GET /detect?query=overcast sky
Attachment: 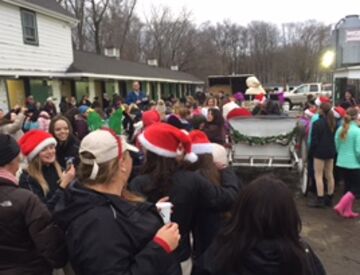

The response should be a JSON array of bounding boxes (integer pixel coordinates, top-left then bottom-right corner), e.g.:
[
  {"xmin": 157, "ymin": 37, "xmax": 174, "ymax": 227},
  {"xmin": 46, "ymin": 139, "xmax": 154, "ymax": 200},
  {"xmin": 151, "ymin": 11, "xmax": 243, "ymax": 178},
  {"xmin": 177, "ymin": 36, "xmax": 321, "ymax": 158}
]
[{"xmin": 138, "ymin": 0, "xmax": 359, "ymax": 26}]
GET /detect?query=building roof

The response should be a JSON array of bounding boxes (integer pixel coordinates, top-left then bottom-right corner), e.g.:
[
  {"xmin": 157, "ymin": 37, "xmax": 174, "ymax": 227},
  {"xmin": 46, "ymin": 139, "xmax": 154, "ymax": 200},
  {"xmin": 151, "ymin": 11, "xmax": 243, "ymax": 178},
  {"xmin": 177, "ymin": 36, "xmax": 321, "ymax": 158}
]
[
  {"xmin": 67, "ymin": 51, "xmax": 204, "ymax": 84},
  {"xmin": 24, "ymin": 0, "xmax": 74, "ymax": 18}
]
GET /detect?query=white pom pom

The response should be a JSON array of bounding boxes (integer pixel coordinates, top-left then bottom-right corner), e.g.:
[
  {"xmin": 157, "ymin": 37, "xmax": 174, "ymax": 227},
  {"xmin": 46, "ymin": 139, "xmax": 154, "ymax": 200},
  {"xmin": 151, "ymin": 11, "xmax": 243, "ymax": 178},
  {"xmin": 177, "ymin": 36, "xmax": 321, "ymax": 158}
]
[{"xmin": 184, "ymin": 152, "xmax": 198, "ymax": 163}]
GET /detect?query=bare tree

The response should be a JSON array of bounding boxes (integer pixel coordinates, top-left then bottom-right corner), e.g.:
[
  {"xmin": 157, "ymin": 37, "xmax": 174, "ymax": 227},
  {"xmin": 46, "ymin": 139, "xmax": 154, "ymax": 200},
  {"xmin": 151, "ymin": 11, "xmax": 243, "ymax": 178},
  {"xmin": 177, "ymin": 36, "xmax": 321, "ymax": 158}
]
[{"xmin": 88, "ymin": 0, "xmax": 110, "ymax": 54}]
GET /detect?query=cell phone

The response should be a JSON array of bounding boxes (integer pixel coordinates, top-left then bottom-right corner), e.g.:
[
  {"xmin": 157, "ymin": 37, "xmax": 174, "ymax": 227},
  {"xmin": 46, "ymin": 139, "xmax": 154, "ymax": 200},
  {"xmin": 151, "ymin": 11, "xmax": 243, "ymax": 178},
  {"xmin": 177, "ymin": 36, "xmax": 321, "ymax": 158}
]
[{"xmin": 65, "ymin": 158, "xmax": 74, "ymax": 171}]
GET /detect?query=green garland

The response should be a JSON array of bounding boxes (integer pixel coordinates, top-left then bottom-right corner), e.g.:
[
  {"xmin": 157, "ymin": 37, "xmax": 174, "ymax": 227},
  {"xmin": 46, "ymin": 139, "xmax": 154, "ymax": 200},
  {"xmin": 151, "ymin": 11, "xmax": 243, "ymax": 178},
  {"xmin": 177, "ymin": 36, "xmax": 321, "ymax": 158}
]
[{"xmin": 232, "ymin": 127, "xmax": 297, "ymax": 146}]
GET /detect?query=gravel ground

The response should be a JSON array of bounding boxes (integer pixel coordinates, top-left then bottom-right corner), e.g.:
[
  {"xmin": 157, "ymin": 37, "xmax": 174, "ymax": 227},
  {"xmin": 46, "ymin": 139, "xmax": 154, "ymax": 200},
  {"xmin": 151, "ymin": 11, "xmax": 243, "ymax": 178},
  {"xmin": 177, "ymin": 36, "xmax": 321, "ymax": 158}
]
[{"xmin": 236, "ymin": 168, "xmax": 360, "ymax": 275}]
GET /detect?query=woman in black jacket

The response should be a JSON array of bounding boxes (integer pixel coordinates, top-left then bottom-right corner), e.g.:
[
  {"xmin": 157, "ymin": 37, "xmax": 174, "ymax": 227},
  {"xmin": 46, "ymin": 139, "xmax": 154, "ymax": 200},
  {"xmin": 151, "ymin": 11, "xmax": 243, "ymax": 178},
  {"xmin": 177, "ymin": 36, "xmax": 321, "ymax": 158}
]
[
  {"xmin": 130, "ymin": 123, "xmax": 240, "ymax": 273},
  {"xmin": 53, "ymin": 129, "xmax": 181, "ymax": 275},
  {"xmin": 201, "ymin": 108, "xmax": 226, "ymax": 145},
  {"xmin": 49, "ymin": 115, "xmax": 80, "ymax": 169},
  {"xmin": 18, "ymin": 130, "xmax": 75, "ymax": 204},
  {"xmin": 0, "ymin": 134, "xmax": 67, "ymax": 275},
  {"xmin": 187, "ymin": 131, "xmax": 241, "ymax": 262},
  {"xmin": 309, "ymin": 102, "xmax": 337, "ymax": 208},
  {"xmin": 194, "ymin": 175, "xmax": 326, "ymax": 275}
]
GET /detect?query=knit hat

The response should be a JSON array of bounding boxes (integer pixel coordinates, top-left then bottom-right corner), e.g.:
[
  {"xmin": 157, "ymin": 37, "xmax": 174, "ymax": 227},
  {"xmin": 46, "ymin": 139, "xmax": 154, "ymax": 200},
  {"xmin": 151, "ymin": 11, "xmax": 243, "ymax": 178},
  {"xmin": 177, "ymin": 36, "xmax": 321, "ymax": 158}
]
[
  {"xmin": 18, "ymin": 130, "xmax": 57, "ymax": 161},
  {"xmin": 79, "ymin": 105, "xmax": 90, "ymax": 114},
  {"xmin": 79, "ymin": 129, "xmax": 139, "ymax": 180},
  {"xmin": 142, "ymin": 110, "xmax": 161, "ymax": 128},
  {"xmin": 189, "ymin": 130, "xmax": 213, "ymax": 155},
  {"xmin": 304, "ymin": 107, "xmax": 317, "ymax": 118},
  {"xmin": 254, "ymin": 94, "xmax": 266, "ymax": 105},
  {"xmin": 212, "ymin": 143, "xmax": 228, "ymax": 168},
  {"xmin": 315, "ymin": 96, "xmax": 331, "ymax": 106},
  {"xmin": 227, "ymin": 108, "xmax": 252, "ymax": 120},
  {"xmin": 0, "ymin": 134, "xmax": 20, "ymax": 166},
  {"xmin": 333, "ymin": 106, "xmax": 346, "ymax": 119},
  {"xmin": 138, "ymin": 123, "xmax": 198, "ymax": 163}
]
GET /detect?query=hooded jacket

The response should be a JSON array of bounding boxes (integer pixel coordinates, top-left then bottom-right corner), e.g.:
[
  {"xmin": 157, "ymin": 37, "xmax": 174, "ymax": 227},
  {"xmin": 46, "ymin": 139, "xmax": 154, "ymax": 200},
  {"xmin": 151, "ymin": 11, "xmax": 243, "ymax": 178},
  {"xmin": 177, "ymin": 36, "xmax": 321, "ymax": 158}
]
[
  {"xmin": 194, "ymin": 239, "xmax": 326, "ymax": 275},
  {"xmin": 53, "ymin": 184, "xmax": 181, "ymax": 275},
  {"xmin": 0, "ymin": 178, "xmax": 67, "ymax": 275}
]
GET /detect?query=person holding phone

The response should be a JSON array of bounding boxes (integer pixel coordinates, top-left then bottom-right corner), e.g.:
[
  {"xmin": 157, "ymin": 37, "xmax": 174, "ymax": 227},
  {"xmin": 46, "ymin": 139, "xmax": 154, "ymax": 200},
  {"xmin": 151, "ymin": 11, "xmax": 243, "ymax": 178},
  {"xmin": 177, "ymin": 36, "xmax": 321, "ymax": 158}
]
[
  {"xmin": 49, "ymin": 115, "xmax": 80, "ymax": 169},
  {"xmin": 53, "ymin": 129, "xmax": 181, "ymax": 275},
  {"xmin": 18, "ymin": 130, "xmax": 75, "ymax": 205}
]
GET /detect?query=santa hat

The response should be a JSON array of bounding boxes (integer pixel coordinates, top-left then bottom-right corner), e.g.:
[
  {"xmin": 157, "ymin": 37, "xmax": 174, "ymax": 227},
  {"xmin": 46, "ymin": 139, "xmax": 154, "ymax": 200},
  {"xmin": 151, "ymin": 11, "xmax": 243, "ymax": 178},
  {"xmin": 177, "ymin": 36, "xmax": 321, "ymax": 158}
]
[
  {"xmin": 304, "ymin": 107, "xmax": 317, "ymax": 118},
  {"xmin": 315, "ymin": 96, "xmax": 331, "ymax": 106},
  {"xmin": 254, "ymin": 94, "xmax": 266, "ymax": 105},
  {"xmin": 142, "ymin": 110, "xmax": 161, "ymax": 128},
  {"xmin": 222, "ymin": 101, "xmax": 239, "ymax": 119},
  {"xmin": 189, "ymin": 130, "xmax": 213, "ymax": 155},
  {"xmin": 227, "ymin": 108, "xmax": 252, "ymax": 120},
  {"xmin": 18, "ymin": 130, "xmax": 57, "ymax": 161},
  {"xmin": 138, "ymin": 123, "xmax": 198, "ymax": 163},
  {"xmin": 333, "ymin": 106, "xmax": 346, "ymax": 119}
]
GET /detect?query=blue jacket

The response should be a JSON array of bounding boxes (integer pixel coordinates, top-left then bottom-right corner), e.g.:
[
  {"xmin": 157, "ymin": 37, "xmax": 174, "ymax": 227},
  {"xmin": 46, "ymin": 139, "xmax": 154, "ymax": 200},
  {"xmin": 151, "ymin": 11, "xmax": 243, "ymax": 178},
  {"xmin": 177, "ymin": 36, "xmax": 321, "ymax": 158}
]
[
  {"xmin": 335, "ymin": 121, "xmax": 360, "ymax": 169},
  {"xmin": 307, "ymin": 113, "xmax": 319, "ymax": 147},
  {"xmin": 126, "ymin": 91, "xmax": 147, "ymax": 105}
]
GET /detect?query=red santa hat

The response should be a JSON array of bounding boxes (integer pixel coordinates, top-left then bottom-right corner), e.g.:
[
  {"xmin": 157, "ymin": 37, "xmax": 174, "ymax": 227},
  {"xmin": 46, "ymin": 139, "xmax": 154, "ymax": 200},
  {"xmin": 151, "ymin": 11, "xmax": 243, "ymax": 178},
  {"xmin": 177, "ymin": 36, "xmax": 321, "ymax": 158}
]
[
  {"xmin": 18, "ymin": 130, "xmax": 57, "ymax": 161},
  {"xmin": 142, "ymin": 110, "xmax": 161, "ymax": 128},
  {"xmin": 227, "ymin": 108, "xmax": 252, "ymax": 120},
  {"xmin": 315, "ymin": 96, "xmax": 331, "ymax": 106},
  {"xmin": 333, "ymin": 106, "xmax": 346, "ymax": 119},
  {"xmin": 304, "ymin": 107, "xmax": 317, "ymax": 118},
  {"xmin": 138, "ymin": 123, "xmax": 198, "ymax": 163},
  {"xmin": 254, "ymin": 94, "xmax": 266, "ymax": 105},
  {"xmin": 189, "ymin": 130, "xmax": 213, "ymax": 155}
]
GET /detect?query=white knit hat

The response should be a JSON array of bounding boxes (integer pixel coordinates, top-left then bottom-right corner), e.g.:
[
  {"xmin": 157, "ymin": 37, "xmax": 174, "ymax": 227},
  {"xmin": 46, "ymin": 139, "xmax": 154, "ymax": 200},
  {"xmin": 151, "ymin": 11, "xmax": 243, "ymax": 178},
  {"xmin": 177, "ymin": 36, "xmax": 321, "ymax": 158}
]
[{"xmin": 212, "ymin": 143, "xmax": 228, "ymax": 168}]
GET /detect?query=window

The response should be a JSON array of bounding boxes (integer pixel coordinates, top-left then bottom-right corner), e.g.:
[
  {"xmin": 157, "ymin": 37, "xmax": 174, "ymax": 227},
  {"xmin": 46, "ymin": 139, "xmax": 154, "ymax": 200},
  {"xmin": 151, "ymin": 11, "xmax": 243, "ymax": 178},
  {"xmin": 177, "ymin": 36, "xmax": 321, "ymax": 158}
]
[
  {"xmin": 296, "ymin": 85, "xmax": 310, "ymax": 94},
  {"xmin": 310, "ymin": 85, "xmax": 318, "ymax": 92},
  {"xmin": 21, "ymin": 9, "xmax": 38, "ymax": 45}
]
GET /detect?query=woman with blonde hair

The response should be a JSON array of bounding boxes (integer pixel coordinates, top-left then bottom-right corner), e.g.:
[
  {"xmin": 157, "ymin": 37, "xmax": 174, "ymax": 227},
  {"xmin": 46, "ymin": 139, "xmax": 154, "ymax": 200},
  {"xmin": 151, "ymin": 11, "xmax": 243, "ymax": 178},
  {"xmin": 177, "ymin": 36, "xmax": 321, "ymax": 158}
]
[
  {"xmin": 334, "ymin": 108, "xmax": 360, "ymax": 218},
  {"xmin": 53, "ymin": 129, "xmax": 181, "ymax": 274},
  {"xmin": 19, "ymin": 130, "xmax": 75, "ymax": 204}
]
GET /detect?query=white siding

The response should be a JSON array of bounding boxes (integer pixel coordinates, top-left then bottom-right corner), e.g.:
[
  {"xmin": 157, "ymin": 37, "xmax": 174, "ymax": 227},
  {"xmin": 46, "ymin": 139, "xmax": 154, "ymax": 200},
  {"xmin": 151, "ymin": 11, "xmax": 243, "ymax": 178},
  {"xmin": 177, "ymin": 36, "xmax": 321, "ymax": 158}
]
[{"xmin": 0, "ymin": 2, "xmax": 73, "ymax": 72}]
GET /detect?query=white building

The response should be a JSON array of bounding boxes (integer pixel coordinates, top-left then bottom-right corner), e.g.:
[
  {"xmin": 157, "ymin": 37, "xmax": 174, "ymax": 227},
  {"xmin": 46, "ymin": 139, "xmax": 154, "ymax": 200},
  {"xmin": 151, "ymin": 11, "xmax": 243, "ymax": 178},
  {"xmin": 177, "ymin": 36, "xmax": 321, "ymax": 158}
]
[{"xmin": 0, "ymin": 0, "xmax": 203, "ymax": 111}]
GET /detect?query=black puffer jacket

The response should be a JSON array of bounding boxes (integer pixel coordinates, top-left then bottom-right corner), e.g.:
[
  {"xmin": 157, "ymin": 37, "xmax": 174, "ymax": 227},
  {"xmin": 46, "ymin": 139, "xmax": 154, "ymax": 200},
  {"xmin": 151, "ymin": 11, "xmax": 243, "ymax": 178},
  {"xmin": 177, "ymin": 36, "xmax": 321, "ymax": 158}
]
[
  {"xmin": 53, "ymin": 183, "xmax": 181, "ymax": 275},
  {"xmin": 19, "ymin": 165, "xmax": 60, "ymax": 205},
  {"xmin": 129, "ymin": 169, "xmax": 240, "ymax": 262},
  {"xmin": 0, "ymin": 179, "xmax": 67, "ymax": 275},
  {"xmin": 310, "ymin": 116, "xmax": 336, "ymax": 159},
  {"xmin": 192, "ymin": 168, "xmax": 242, "ymax": 259}
]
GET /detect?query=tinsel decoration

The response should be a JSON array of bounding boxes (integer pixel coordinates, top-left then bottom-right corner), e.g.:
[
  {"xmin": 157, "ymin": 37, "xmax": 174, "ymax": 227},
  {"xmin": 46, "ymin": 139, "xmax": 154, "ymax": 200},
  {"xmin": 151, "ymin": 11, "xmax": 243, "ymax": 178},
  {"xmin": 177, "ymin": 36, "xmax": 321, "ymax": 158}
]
[{"xmin": 232, "ymin": 127, "xmax": 297, "ymax": 146}]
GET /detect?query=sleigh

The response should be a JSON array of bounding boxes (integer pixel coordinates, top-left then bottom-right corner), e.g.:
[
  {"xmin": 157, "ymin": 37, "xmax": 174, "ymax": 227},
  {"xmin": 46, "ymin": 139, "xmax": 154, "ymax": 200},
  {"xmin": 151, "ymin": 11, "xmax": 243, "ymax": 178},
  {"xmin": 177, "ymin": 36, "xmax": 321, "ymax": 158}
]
[{"xmin": 228, "ymin": 116, "xmax": 308, "ymax": 194}]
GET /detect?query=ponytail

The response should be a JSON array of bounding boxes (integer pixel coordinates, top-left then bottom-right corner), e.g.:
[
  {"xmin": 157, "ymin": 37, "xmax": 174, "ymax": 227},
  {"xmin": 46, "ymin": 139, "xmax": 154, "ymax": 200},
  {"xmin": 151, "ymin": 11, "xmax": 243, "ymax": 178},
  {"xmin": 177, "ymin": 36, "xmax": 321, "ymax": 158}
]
[
  {"xmin": 340, "ymin": 107, "xmax": 359, "ymax": 140},
  {"xmin": 340, "ymin": 115, "xmax": 352, "ymax": 140}
]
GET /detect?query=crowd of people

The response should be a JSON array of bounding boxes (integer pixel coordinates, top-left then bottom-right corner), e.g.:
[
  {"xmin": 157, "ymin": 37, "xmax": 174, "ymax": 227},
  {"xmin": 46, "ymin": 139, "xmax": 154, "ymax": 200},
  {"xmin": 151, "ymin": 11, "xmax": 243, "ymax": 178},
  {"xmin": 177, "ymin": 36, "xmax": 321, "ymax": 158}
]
[
  {"xmin": 298, "ymin": 90, "xmax": 360, "ymax": 219},
  {"xmin": 0, "ymin": 79, "xmax": 345, "ymax": 275}
]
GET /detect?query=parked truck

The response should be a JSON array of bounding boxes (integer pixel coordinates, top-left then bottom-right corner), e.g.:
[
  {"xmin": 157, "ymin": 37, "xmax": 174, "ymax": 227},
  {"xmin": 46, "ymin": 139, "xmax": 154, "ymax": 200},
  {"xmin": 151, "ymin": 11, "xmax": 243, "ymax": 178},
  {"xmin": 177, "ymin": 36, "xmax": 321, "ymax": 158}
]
[{"xmin": 283, "ymin": 83, "xmax": 332, "ymax": 110}]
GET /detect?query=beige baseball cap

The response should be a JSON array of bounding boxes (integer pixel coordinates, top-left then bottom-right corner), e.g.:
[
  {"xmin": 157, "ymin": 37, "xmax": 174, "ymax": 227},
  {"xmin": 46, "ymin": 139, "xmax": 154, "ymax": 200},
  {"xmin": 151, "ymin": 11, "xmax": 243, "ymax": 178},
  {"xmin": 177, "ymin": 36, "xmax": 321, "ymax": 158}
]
[{"xmin": 79, "ymin": 129, "xmax": 139, "ymax": 179}]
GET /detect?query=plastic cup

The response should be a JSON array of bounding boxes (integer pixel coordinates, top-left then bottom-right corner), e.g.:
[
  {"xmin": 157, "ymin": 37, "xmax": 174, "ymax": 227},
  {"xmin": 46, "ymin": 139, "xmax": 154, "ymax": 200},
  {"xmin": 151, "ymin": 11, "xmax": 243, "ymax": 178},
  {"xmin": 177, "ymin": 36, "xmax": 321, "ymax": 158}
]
[{"xmin": 156, "ymin": 202, "xmax": 173, "ymax": 224}]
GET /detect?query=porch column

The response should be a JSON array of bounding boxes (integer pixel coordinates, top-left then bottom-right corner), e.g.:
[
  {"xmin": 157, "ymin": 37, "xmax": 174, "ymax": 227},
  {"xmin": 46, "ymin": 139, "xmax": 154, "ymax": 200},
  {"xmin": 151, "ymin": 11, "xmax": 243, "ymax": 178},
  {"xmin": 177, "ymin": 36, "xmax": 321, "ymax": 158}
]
[
  {"xmin": 0, "ymin": 79, "xmax": 9, "ymax": 112},
  {"xmin": 157, "ymin": 82, "xmax": 161, "ymax": 100},
  {"xmin": 51, "ymin": 80, "xmax": 62, "ymax": 112},
  {"xmin": 114, "ymin": 80, "xmax": 120, "ymax": 95},
  {"xmin": 146, "ymin": 82, "xmax": 151, "ymax": 98},
  {"xmin": 88, "ymin": 79, "xmax": 96, "ymax": 101}
]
